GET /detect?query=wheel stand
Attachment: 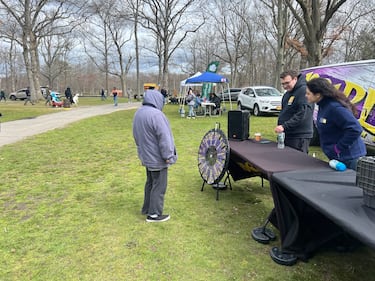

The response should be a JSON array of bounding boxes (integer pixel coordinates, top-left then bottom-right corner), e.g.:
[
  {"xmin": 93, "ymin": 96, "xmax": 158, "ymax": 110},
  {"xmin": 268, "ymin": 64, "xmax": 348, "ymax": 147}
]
[
  {"xmin": 251, "ymin": 211, "xmax": 277, "ymax": 244},
  {"xmin": 201, "ymin": 171, "xmax": 232, "ymax": 200},
  {"xmin": 251, "ymin": 209, "xmax": 297, "ymax": 266},
  {"xmin": 269, "ymin": 247, "xmax": 297, "ymax": 266}
]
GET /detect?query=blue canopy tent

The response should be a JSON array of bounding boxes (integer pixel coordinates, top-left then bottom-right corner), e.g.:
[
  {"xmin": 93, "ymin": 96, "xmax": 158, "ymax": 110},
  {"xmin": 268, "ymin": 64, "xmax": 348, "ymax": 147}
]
[
  {"xmin": 185, "ymin": 71, "xmax": 232, "ymax": 110},
  {"xmin": 185, "ymin": 71, "xmax": 229, "ymax": 84}
]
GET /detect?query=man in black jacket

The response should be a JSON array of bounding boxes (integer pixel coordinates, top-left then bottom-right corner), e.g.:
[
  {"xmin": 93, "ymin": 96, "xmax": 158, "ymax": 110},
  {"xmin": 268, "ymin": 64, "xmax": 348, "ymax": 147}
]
[
  {"xmin": 24, "ymin": 87, "xmax": 34, "ymax": 105},
  {"xmin": 274, "ymin": 70, "xmax": 313, "ymax": 153}
]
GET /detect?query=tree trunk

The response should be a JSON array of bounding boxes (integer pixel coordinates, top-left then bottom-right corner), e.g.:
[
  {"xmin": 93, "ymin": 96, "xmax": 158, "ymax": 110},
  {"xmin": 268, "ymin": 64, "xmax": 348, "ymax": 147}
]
[{"xmin": 275, "ymin": 0, "xmax": 286, "ymax": 91}]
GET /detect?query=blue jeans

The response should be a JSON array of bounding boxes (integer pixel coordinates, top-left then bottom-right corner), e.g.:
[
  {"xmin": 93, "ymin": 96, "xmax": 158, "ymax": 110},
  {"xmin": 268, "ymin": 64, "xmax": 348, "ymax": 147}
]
[
  {"xmin": 113, "ymin": 96, "xmax": 118, "ymax": 106},
  {"xmin": 188, "ymin": 105, "xmax": 195, "ymax": 117}
]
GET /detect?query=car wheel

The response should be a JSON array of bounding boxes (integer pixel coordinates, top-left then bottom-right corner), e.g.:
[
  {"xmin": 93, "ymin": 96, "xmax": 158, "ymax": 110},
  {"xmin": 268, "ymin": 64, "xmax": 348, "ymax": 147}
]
[
  {"xmin": 253, "ymin": 104, "xmax": 261, "ymax": 116},
  {"xmin": 9, "ymin": 95, "xmax": 16, "ymax": 101},
  {"xmin": 237, "ymin": 102, "xmax": 243, "ymax": 110}
]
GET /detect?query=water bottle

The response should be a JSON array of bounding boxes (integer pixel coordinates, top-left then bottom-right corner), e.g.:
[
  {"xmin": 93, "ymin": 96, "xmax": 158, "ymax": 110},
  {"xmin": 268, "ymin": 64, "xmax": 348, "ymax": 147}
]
[
  {"xmin": 329, "ymin": 159, "xmax": 346, "ymax": 171},
  {"xmin": 180, "ymin": 107, "xmax": 185, "ymax": 118},
  {"xmin": 277, "ymin": 132, "xmax": 285, "ymax": 149}
]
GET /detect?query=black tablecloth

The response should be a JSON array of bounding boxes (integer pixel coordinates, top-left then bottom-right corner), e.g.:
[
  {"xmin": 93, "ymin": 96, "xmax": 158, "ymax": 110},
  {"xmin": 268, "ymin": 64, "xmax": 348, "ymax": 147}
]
[
  {"xmin": 271, "ymin": 169, "xmax": 375, "ymax": 259},
  {"xmin": 228, "ymin": 139, "xmax": 375, "ymax": 261},
  {"xmin": 228, "ymin": 139, "xmax": 328, "ymax": 180}
]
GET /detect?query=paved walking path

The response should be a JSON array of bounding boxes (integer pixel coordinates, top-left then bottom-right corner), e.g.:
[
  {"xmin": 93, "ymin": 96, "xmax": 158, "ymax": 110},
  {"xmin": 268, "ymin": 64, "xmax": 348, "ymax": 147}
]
[{"xmin": 0, "ymin": 103, "xmax": 141, "ymax": 147}]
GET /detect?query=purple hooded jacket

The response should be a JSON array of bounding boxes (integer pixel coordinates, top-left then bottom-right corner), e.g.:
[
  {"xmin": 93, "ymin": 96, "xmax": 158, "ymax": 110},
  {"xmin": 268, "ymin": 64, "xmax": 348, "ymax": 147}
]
[{"xmin": 132, "ymin": 89, "xmax": 177, "ymax": 170}]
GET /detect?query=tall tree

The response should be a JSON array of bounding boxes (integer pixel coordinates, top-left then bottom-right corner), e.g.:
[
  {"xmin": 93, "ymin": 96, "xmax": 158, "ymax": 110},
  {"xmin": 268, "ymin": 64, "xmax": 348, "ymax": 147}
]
[
  {"xmin": 284, "ymin": 0, "xmax": 375, "ymax": 67},
  {"xmin": 138, "ymin": 0, "xmax": 204, "ymax": 90},
  {"xmin": 39, "ymin": 34, "xmax": 72, "ymax": 88},
  {"xmin": 207, "ymin": 0, "xmax": 249, "ymax": 87},
  {"xmin": 84, "ymin": 0, "xmax": 134, "ymax": 99},
  {"xmin": 0, "ymin": 0, "xmax": 82, "ymax": 100},
  {"xmin": 125, "ymin": 0, "xmax": 143, "ymax": 99},
  {"xmin": 258, "ymin": 0, "xmax": 289, "ymax": 89}
]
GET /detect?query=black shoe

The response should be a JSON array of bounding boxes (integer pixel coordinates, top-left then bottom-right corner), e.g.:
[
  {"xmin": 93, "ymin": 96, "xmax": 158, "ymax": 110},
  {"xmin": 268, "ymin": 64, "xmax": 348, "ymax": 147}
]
[{"xmin": 146, "ymin": 214, "xmax": 170, "ymax": 222}]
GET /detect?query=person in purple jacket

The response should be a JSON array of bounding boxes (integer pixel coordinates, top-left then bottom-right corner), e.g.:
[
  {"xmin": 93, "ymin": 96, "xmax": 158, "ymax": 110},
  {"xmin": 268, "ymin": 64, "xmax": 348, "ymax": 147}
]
[
  {"xmin": 306, "ymin": 77, "xmax": 366, "ymax": 170},
  {"xmin": 132, "ymin": 89, "xmax": 177, "ymax": 222}
]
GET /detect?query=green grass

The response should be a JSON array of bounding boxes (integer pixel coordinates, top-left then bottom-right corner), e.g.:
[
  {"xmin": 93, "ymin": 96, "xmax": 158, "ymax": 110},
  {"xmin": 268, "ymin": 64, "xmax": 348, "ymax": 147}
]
[
  {"xmin": 0, "ymin": 102, "xmax": 373, "ymax": 280},
  {"xmin": 0, "ymin": 96, "xmax": 132, "ymax": 122}
]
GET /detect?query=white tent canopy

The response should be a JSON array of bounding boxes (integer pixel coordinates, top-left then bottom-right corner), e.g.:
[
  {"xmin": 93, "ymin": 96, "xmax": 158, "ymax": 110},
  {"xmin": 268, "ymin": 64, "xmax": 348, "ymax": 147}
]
[
  {"xmin": 179, "ymin": 72, "xmax": 202, "ymax": 92},
  {"xmin": 178, "ymin": 72, "xmax": 202, "ymax": 108}
]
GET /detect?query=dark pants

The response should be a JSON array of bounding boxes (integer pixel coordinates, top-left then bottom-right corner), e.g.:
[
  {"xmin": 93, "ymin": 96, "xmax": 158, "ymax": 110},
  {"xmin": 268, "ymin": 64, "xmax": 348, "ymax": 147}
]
[
  {"xmin": 285, "ymin": 138, "xmax": 311, "ymax": 154},
  {"xmin": 24, "ymin": 96, "xmax": 34, "ymax": 105},
  {"xmin": 142, "ymin": 168, "xmax": 168, "ymax": 216}
]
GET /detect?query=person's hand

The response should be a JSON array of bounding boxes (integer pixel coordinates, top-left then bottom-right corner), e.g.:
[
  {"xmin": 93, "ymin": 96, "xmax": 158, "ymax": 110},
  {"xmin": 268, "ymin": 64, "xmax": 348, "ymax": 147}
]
[{"xmin": 274, "ymin": 125, "xmax": 284, "ymax": 133}]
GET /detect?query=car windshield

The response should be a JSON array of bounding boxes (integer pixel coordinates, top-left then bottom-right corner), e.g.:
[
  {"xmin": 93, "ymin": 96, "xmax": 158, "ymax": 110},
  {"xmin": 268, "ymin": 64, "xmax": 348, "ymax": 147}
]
[{"xmin": 256, "ymin": 88, "xmax": 281, "ymax": 97}]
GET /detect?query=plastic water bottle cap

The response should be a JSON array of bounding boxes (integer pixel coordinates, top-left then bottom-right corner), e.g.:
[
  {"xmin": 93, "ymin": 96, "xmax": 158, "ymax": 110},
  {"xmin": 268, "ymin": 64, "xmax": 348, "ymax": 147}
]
[{"xmin": 329, "ymin": 160, "xmax": 346, "ymax": 171}]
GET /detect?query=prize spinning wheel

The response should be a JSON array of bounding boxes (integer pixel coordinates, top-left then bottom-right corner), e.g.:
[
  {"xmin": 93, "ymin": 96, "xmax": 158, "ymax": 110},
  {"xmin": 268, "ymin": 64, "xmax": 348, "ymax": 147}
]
[{"xmin": 198, "ymin": 125, "xmax": 230, "ymax": 189}]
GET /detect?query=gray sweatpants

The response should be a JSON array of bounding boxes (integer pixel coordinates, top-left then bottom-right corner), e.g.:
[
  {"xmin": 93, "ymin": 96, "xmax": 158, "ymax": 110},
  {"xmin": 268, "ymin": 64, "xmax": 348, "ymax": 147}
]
[{"xmin": 142, "ymin": 168, "xmax": 168, "ymax": 216}]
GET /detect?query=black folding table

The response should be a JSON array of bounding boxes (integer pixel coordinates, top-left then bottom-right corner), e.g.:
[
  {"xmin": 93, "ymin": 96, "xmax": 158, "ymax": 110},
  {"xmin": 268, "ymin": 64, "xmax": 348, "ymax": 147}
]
[{"xmin": 228, "ymin": 139, "xmax": 374, "ymax": 265}]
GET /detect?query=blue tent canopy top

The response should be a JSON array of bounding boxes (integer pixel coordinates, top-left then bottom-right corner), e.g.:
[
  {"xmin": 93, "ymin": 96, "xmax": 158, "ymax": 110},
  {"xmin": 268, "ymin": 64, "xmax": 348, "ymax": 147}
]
[{"xmin": 185, "ymin": 71, "xmax": 229, "ymax": 84}]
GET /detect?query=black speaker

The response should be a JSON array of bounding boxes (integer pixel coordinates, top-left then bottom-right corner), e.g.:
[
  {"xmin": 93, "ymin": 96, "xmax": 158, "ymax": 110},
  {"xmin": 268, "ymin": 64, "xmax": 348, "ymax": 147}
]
[{"xmin": 228, "ymin": 110, "xmax": 250, "ymax": 140}]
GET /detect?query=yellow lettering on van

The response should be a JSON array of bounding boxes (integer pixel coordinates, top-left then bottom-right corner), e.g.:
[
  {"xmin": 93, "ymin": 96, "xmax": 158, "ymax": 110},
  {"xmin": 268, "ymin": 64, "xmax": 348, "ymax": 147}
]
[
  {"xmin": 305, "ymin": 72, "xmax": 320, "ymax": 81},
  {"xmin": 359, "ymin": 87, "xmax": 375, "ymax": 133},
  {"xmin": 342, "ymin": 80, "xmax": 367, "ymax": 104}
]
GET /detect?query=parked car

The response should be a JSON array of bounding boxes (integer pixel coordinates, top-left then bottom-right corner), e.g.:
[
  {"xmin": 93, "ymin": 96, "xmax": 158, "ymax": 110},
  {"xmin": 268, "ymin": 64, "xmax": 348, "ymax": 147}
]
[
  {"xmin": 219, "ymin": 88, "xmax": 242, "ymax": 102},
  {"xmin": 8, "ymin": 88, "xmax": 28, "ymax": 100},
  {"xmin": 9, "ymin": 86, "xmax": 58, "ymax": 100},
  {"xmin": 237, "ymin": 86, "xmax": 282, "ymax": 116}
]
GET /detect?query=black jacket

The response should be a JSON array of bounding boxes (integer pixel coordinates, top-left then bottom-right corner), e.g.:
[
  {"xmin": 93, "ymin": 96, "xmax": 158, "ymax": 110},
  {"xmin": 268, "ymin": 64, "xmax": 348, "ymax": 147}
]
[{"xmin": 277, "ymin": 74, "xmax": 313, "ymax": 139}]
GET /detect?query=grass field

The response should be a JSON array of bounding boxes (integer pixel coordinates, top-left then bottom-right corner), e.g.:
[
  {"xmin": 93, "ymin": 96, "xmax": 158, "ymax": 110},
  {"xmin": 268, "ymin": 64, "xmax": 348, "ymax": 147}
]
[{"xmin": 0, "ymin": 99, "xmax": 374, "ymax": 280}]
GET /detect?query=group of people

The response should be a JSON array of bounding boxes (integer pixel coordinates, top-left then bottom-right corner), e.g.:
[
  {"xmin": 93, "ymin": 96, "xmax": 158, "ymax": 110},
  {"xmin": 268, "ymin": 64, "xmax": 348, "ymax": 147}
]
[
  {"xmin": 275, "ymin": 70, "xmax": 366, "ymax": 170},
  {"xmin": 132, "ymin": 69, "xmax": 367, "ymax": 224},
  {"xmin": 185, "ymin": 88, "xmax": 221, "ymax": 118}
]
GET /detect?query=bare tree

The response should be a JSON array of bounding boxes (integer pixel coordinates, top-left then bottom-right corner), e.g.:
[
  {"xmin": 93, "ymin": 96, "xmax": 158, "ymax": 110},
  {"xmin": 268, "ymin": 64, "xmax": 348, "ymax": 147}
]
[
  {"xmin": 284, "ymin": 0, "xmax": 375, "ymax": 67},
  {"xmin": 178, "ymin": 27, "xmax": 221, "ymax": 75},
  {"xmin": 83, "ymin": 0, "xmax": 134, "ymax": 99},
  {"xmin": 138, "ymin": 0, "xmax": 205, "ymax": 89},
  {"xmin": 39, "ymin": 34, "xmax": 72, "ymax": 88},
  {"xmin": 0, "ymin": 15, "xmax": 23, "ymax": 92},
  {"xmin": 206, "ymin": 0, "xmax": 249, "ymax": 87},
  {"xmin": 257, "ymin": 0, "xmax": 289, "ymax": 89},
  {"xmin": 0, "ymin": 0, "xmax": 83, "ymax": 100},
  {"xmin": 125, "ymin": 0, "xmax": 143, "ymax": 99}
]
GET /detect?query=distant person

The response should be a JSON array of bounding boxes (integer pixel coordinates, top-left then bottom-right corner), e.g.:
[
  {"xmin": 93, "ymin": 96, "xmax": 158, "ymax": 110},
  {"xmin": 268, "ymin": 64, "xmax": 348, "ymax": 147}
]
[
  {"xmin": 65, "ymin": 87, "xmax": 73, "ymax": 104},
  {"xmin": 306, "ymin": 77, "xmax": 366, "ymax": 170},
  {"xmin": 194, "ymin": 92, "xmax": 202, "ymax": 108},
  {"xmin": 44, "ymin": 86, "xmax": 52, "ymax": 106},
  {"xmin": 274, "ymin": 70, "xmax": 313, "ymax": 153},
  {"xmin": 112, "ymin": 87, "xmax": 118, "ymax": 106},
  {"xmin": 186, "ymin": 88, "xmax": 196, "ymax": 119},
  {"xmin": 101, "ymin": 89, "xmax": 106, "ymax": 100},
  {"xmin": 133, "ymin": 89, "xmax": 177, "ymax": 222},
  {"xmin": 194, "ymin": 92, "xmax": 202, "ymax": 115},
  {"xmin": 24, "ymin": 87, "xmax": 34, "ymax": 105},
  {"xmin": 0, "ymin": 89, "xmax": 6, "ymax": 102},
  {"xmin": 161, "ymin": 88, "xmax": 168, "ymax": 104},
  {"xmin": 169, "ymin": 92, "xmax": 178, "ymax": 104},
  {"xmin": 209, "ymin": 92, "xmax": 221, "ymax": 115}
]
